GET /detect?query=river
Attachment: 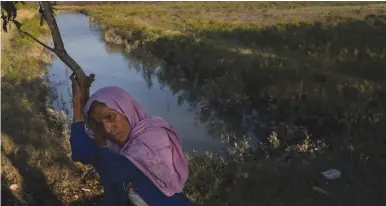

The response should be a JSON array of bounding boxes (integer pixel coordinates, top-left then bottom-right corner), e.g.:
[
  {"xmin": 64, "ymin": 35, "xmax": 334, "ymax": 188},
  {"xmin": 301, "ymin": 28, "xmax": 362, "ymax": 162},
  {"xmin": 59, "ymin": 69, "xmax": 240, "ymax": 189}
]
[{"xmin": 45, "ymin": 13, "xmax": 260, "ymax": 153}]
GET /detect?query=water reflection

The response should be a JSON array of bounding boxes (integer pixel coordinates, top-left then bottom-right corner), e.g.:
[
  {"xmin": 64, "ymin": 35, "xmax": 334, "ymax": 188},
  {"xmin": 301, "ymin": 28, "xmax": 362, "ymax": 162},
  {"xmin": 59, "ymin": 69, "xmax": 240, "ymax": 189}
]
[
  {"xmin": 104, "ymin": 42, "xmax": 261, "ymax": 146},
  {"xmin": 46, "ymin": 13, "xmax": 230, "ymax": 153}
]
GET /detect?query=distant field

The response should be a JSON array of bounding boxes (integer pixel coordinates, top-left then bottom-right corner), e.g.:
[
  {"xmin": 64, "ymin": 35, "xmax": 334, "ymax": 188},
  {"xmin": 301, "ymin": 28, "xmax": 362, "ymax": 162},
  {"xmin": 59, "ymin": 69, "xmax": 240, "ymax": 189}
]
[{"xmin": 60, "ymin": 2, "xmax": 386, "ymax": 30}]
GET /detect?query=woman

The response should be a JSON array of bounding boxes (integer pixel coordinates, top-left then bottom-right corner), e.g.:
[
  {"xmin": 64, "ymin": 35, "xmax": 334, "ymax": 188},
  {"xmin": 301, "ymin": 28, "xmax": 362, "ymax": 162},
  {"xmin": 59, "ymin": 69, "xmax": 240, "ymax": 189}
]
[{"xmin": 69, "ymin": 74, "xmax": 194, "ymax": 206}]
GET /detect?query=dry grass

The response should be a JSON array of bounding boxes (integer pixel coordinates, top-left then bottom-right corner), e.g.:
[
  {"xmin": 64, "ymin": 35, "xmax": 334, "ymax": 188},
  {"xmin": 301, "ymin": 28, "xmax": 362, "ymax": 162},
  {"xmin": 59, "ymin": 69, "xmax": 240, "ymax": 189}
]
[
  {"xmin": 60, "ymin": 2, "xmax": 386, "ymax": 32},
  {"xmin": 1, "ymin": 9, "xmax": 35, "ymax": 50}
]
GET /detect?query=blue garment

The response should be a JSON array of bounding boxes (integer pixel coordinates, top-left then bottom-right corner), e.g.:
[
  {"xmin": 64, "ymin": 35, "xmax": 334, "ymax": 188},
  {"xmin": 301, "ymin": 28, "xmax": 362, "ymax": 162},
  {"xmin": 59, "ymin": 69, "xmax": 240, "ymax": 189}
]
[{"xmin": 70, "ymin": 122, "xmax": 195, "ymax": 206}]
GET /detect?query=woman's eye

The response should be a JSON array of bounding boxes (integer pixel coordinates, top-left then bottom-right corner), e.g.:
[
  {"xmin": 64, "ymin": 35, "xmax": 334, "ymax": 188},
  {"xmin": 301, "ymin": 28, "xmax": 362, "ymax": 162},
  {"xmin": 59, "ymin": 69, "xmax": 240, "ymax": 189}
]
[{"xmin": 104, "ymin": 113, "xmax": 116, "ymax": 121}]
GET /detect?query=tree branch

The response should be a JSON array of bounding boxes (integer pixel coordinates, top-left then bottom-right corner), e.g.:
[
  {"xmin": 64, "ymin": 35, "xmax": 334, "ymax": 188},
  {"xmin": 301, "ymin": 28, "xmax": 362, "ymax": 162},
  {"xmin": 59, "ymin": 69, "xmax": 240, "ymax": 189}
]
[
  {"xmin": 13, "ymin": 20, "xmax": 55, "ymax": 52},
  {"xmin": 40, "ymin": 2, "xmax": 93, "ymax": 93},
  {"xmin": 11, "ymin": 2, "xmax": 95, "ymax": 116},
  {"xmin": 40, "ymin": 2, "xmax": 65, "ymax": 51}
]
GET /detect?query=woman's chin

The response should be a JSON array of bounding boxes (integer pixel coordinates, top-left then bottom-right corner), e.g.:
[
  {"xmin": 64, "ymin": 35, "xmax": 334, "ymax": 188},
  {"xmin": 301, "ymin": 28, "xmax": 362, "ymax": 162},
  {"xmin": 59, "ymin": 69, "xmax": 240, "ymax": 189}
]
[{"xmin": 109, "ymin": 137, "xmax": 126, "ymax": 146}]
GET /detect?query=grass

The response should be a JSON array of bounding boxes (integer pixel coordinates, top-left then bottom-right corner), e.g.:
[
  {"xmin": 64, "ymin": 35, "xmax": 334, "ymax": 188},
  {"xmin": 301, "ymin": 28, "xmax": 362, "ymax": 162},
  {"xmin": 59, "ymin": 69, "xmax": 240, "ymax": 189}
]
[
  {"xmin": 60, "ymin": 2, "xmax": 386, "ymax": 205},
  {"xmin": 2, "ymin": 2, "xmax": 386, "ymax": 205}
]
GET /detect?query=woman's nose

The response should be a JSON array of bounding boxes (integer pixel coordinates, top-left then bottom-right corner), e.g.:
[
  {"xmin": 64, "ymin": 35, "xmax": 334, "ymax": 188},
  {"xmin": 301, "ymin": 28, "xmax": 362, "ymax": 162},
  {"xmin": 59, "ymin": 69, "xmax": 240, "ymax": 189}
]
[{"xmin": 103, "ymin": 122, "xmax": 115, "ymax": 134}]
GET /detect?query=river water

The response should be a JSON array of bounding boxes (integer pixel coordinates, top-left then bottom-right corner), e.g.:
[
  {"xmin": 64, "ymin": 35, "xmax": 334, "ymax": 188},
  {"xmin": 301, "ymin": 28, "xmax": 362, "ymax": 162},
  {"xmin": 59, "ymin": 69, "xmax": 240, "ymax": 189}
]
[{"xmin": 46, "ymin": 13, "xmax": 260, "ymax": 153}]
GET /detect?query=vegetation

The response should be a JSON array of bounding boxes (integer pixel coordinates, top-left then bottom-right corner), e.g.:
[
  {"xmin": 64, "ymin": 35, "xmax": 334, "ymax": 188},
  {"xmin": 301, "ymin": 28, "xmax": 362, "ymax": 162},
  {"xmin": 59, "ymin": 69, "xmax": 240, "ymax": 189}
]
[
  {"xmin": 2, "ymin": 2, "xmax": 386, "ymax": 206},
  {"xmin": 61, "ymin": 2, "xmax": 386, "ymax": 205},
  {"xmin": 1, "ymin": 6, "xmax": 102, "ymax": 205}
]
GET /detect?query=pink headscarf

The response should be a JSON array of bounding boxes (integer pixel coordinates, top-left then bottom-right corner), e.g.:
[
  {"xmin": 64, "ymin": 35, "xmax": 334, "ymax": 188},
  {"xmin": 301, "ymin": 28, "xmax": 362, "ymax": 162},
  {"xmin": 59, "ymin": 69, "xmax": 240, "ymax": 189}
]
[{"xmin": 83, "ymin": 86, "xmax": 189, "ymax": 196}]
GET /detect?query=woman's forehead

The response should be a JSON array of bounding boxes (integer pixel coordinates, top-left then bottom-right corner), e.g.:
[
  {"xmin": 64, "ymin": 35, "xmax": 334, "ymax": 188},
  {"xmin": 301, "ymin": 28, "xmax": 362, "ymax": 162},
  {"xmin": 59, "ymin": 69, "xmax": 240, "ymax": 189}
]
[
  {"xmin": 90, "ymin": 101, "xmax": 106, "ymax": 112},
  {"xmin": 90, "ymin": 101, "xmax": 111, "ymax": 115},
  {"xmin": 90, "ymin": 100, "xmax": 105, "ymax": 108},
  {"xmin": 90, "ymin": 101, "xmax": 123, "ymax": 118}
]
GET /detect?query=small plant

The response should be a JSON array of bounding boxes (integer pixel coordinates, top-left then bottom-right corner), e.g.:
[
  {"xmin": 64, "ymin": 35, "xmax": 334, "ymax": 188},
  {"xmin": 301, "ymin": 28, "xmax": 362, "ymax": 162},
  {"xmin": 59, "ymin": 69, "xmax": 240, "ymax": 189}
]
[{"xmin": 268, "ymin": 131, "xmax": 281, "ymax": 149}]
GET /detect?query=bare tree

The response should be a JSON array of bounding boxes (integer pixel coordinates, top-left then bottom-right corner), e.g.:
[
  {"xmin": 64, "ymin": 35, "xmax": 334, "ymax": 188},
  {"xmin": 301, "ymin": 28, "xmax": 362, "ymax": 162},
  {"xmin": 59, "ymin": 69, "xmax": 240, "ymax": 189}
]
[{"xmin": 1, "ymin": 1, "xmax": 94, "ymax": 111}]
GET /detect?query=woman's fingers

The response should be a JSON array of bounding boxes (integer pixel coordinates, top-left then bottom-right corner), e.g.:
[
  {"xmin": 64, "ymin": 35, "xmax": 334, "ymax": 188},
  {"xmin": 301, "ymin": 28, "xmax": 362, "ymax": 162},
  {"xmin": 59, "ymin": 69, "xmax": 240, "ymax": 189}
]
[
  {"xmin": 71, "ymin": 72, "xmax": 83, "ymax": 103},
  {"xmin": 70, "ymin": 73, "xmax": 81, "ymax": 92},
  {"xmin": 70, "ymin": 72, "xmax": 76, "ymax": 82}
]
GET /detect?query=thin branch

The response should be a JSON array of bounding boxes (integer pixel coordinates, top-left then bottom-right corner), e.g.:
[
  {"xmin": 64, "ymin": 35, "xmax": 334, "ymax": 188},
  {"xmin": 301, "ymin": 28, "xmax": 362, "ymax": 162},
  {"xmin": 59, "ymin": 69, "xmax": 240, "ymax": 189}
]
[
  {"xmin": 20, "ymin": 29, "xmax": 55, "ymax": 53},
  {"xmin": 13, "ymin": 20, "xmax": 55, "ymax": 52}
]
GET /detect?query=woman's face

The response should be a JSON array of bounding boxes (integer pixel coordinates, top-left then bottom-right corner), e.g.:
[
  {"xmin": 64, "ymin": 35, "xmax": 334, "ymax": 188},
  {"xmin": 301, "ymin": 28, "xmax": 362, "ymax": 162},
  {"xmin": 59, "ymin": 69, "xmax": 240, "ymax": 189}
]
[{"xmin": 89, "ymin": 101, "xmax": 131, "ymax": 146}]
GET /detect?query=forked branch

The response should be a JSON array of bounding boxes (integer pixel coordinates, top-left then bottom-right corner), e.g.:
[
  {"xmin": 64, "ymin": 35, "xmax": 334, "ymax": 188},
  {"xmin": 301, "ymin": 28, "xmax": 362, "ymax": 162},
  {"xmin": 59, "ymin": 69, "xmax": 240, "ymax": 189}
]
[{"xmin": 12, "ymin": 2, "xmax": 95, "ymax": 104}]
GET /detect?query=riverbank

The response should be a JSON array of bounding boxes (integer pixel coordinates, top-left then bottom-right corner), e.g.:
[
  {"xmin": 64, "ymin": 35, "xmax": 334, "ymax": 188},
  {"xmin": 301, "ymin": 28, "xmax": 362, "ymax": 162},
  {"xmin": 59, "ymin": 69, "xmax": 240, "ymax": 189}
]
[
  {"xmin": 1, "ymin": 7, "xmax": 103, "ymax": 205},
  {"xmin": 59, "ymin": 2, "xmax": 386, "ymax": 205}
]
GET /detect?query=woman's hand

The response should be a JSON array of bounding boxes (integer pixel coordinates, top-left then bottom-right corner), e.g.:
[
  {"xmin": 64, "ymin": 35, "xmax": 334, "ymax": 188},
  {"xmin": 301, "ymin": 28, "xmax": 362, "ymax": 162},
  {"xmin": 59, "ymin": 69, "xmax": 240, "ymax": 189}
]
[
  {"xmin": 89, "ymin": 119, "xmax": 107, "ymax": 147},
  {"xmin": 70, "ymin": 73, "xmax": 85, "ymax": 122}
]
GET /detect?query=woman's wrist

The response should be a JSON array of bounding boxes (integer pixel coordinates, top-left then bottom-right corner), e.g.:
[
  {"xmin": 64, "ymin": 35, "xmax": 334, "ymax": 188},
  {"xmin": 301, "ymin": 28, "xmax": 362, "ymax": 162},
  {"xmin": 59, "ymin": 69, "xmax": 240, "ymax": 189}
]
[{"xmin": 73, "ymin": 114, "xmax": 84, "ymax": 122}]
